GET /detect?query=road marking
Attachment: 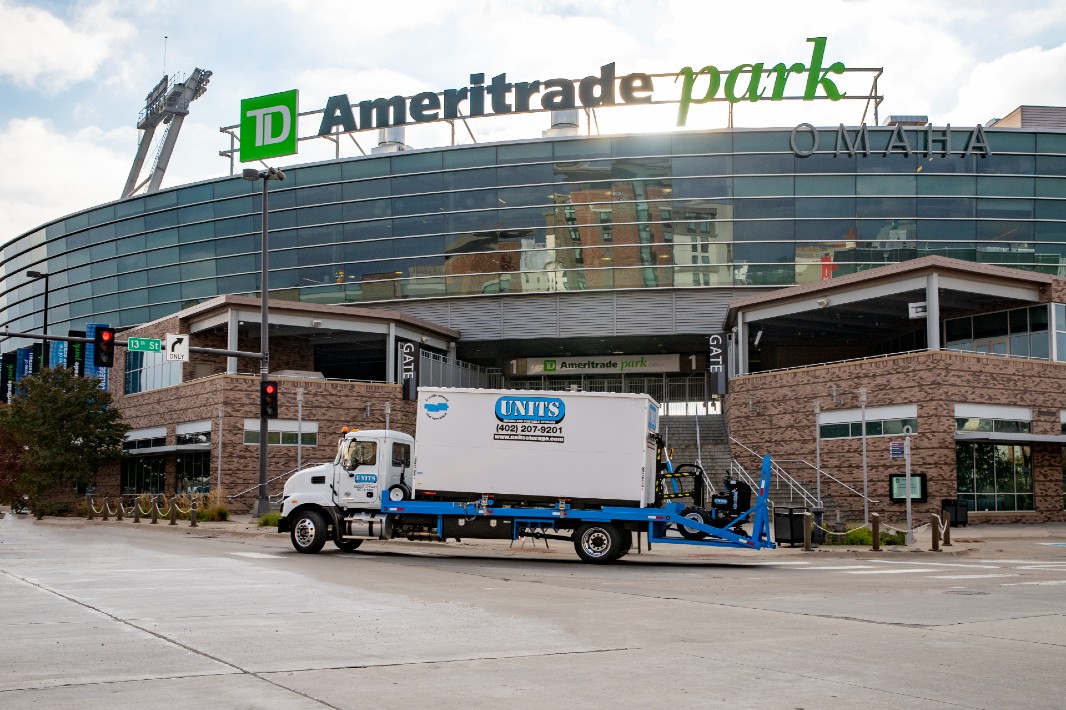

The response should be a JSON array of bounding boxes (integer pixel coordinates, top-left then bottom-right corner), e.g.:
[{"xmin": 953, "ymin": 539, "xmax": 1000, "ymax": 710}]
[
  {"xmin": 868, "ymin": 560, "xmax": 1001, "ymax": 569},
  {"xmin": 928, "ymin": 574, "xmax": 1017, "ymax": 580},
  {"xmin": 1016, "ymin": 566, "xmax": 1066, "ymax": 571},
  {"xmin": 1037, "ymin": 543, "xmax": 1066, "ymax": 547},
  {"xmin": 230, "ymin": 552, "xmax": 284, "ymax": 559},
  {"xmin": 845, "ymin": 568, "xmax": 939, "ymax": 575},
  {"xmin": 799, "ymin": 565, "xmax": 877, "ymax": 570},
  {"xmin": 976, "ymin": 559, "xmax": 1066, "ymax": 565},
  {"xmin": 1000, "ymin": 580, "xmax": 1066, "ymax": 586}
]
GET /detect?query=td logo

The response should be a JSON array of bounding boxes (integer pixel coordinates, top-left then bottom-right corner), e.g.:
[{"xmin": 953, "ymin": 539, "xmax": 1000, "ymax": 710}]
[
  {"xmin": 240, "ymin": 89, "xmax": 299, "ymax": 162},
  {"xmin": 543, "ymin": 359, "xmax": 557, "ymax": 372}
]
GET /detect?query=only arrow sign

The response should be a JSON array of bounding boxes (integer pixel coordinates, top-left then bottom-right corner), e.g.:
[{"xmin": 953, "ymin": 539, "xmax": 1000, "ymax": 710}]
[{"xmin": 166, "ymin": 333, "xmax": 189, "ymax": 361}]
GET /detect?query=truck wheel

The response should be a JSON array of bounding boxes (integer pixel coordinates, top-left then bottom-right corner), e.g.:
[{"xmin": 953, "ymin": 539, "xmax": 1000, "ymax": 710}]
[
  {"xmin": 574, "ymin": 523, "xmax": 623, "ymax": 563},
  {"xmin": 290, "ymin": 509, "xmax": 327, "ymax": 554},
  {"xmin": 678, "ymin": 506, "xmax": 712, "ymax": 540},
  {"xmin": 387, "ymin": 484, "xmax": 410, "ymax": 501},
  {"xmin": 617, "ymin": 529, "xmax": 634, "ymax": 558},
  {"xmin": 334, "ymin": 538, "xmax": 363, "ymax": 552}
]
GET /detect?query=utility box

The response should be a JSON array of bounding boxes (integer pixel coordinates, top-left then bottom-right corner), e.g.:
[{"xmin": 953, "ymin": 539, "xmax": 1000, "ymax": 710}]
[{"xmin": 414, "ymin": 387, "xmax": 660, "ymax": 506}]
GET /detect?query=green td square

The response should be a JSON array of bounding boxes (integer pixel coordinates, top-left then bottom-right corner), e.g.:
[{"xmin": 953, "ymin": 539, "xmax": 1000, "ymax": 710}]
[
  {"xmin": 240, "ymin": 89, "xmax": 299, "ymax": 162},
  {"xmin": 544, "ymin": 359, "xmax": 557, "ymax": 372}
]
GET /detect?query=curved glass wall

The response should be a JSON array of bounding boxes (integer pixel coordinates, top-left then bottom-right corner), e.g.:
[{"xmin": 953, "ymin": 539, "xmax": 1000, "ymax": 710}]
[{"xmin": 2, "ymin": 126, "xmax": 1066, "ymax": 340}]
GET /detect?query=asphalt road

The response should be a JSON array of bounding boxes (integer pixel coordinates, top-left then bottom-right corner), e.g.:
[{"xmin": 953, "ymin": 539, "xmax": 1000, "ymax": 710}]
[{"xmin": 1, "ymin": 513, "xmax": 1064, "ymax": 709}]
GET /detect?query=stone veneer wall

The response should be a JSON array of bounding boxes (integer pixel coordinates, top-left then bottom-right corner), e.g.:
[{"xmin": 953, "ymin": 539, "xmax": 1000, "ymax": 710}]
[{"xmin": 727, "ymin": 351, "xmax": 1066, "ymax": 525}]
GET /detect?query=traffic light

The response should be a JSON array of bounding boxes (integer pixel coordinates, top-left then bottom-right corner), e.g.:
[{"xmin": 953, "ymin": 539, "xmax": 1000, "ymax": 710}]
[
  {"xmin": 93, "ymin": 327, "xmax": 115, "ymax": 368},
  {"xmin": 260, "ymin": 380, "xmax": 279, "ymax": 418}
]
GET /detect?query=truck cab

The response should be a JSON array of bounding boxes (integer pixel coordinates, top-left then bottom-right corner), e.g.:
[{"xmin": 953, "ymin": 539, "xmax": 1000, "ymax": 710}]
[{"xmin": 333, "ymin": 429, "xmax": 414, "ymax": 508}]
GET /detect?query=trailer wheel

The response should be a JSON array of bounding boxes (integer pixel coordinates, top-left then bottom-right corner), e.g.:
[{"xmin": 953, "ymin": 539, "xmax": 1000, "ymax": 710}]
[
  {"xmin": 290, "ymin": 509, "xmax": 327, "ymax": 553},
  {"xmin": 387, "ymin": 484, "xmax": 411, "ymax": 501},
  {"xmin": 678, "ymin": 506, "xmax": 712, "ymax": 540},
  {"xmin": 574, "ymin": 523, "xmax": 623, "ymax": 563},
  {"xmin": 617, "ymin": 529, "xmax": 634, "ymax": 558},
  {"xmin": 334, "ymin": 538, "xmax": 363, "ymax": 552}
]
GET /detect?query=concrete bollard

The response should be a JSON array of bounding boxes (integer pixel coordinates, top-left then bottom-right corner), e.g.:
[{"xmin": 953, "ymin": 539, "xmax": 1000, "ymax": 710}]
[
  {"xmin": 101, "ymin": 498, "xmax": 109, "ymax": 521},
  {"xmin": 86, "ymin": 497, "xmax": 94, "ymax": 520},
  {"xmin": 115, "ymin": 500, "xmax": 123, "ymax": 521},
  {"xmin": 931, "ymin": 514, "xmax": 941, "ymax": 552},
  {"xmin": 151, "ymin": 497, "xmax": 159, "ymax": 524},
  {"xmin": 871, "ymin": 513, "xmax": 881, "ymax": 552},
  {"xmin": 190, "ymin": 502, "xmax": 198, "ymax": 528},
  {"xmin": 942, "ymin": 510, "xmax": 952, "ymax": 547},
  {"xmin": 169, "ymin": 499, "xmax": 178, "ymax": 526},
  {"xmin": 133, "ymin": 502, "xmax": 141, "ymax": 524},
  {"xmin": 802, "ymin": 511, "xmax": 813, "ymax": 551}
]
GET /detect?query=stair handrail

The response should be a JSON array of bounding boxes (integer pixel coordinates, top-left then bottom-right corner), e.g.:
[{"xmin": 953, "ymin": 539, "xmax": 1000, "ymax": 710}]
[
  {"xmin": 226, "ymin": 462, "xmax": 322, "ymax": 501},
  {"xmin": 730, "ymin": 437, "xmax": 821, "ymax": 509},
  {"xmin": 773, "ymin": 458, "xmax": 880, "ymax": 505}
]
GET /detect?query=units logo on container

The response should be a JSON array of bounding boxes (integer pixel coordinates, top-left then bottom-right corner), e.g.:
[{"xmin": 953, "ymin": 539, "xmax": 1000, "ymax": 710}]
[
  {"xmin": 494, "ymin": 396, "xmax": 565, "ymax": 423},
  {"xmin": 422, "ymin": 394, "xmax": 450, "ymax": 420}
]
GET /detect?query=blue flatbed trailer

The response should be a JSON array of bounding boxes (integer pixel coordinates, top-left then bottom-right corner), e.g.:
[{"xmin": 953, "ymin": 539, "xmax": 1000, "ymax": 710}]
[{"xmin": 379, "ymin": 455, "xmax": 775, "ymax": 560}]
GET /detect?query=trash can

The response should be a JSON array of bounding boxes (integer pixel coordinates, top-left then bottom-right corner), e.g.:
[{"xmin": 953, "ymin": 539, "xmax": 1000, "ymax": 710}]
[
  {"xmin": 774, "ymin": 506, "xmax": 807, "ymax": 546},
  {"xmin": 941, "ymin": 499, "xmax": 968, "ymax": 528}
]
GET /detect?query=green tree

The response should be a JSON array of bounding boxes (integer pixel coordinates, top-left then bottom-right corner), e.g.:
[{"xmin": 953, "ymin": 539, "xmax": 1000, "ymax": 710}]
[{"xmin": 3, "ymin": 368, "xmax": 128, "ymax": 518}]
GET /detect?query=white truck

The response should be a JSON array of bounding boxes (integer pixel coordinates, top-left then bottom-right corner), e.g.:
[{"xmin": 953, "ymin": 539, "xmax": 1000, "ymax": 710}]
[{"xmin": 278, "ymin": 387, "xmax": 774, "ymax": 563}]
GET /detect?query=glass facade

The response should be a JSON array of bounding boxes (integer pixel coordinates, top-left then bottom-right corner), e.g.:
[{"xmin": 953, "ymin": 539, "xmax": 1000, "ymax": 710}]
[
  {"xmin": 3, "ymin": 126, "xmax": 1066, "ymax": 341},
  {"xmin": 956, "ymin": 442, "xmax": 1034, "ymax": 512}
]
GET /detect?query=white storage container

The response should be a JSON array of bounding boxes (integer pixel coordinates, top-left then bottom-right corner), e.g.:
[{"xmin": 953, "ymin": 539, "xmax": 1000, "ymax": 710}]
[{"xmin": 413, "ymin": 387, "xmax": 660, "ymax": 506}]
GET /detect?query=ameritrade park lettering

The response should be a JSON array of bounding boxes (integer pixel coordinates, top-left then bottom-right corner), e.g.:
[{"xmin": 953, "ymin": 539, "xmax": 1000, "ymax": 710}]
[
  {"xmin": 316, "ymin": 37, "xmax": 846, "ymax": 136},
  {"xmin": 553, "ymin": 357, "xmax": 650, "ymax": 372}
]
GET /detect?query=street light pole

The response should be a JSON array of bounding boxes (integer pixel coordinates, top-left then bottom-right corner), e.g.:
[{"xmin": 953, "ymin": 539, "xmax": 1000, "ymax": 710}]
[
  {"xmin": 243, "ymin": 167, "xmax": 285, "ymax": 517},
  {"xmin": 858, "ymin": 387, "xmax": 869, "ymax": 524},
  {"xmin": 27, "ymin": 270, "xmax": 49, "ymax": 369}
]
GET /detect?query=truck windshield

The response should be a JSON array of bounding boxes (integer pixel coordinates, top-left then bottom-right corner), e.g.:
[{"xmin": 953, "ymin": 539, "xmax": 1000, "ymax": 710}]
[{"xmin": 339, "ymin": 440, "xmax": 377, "ymax": 471}]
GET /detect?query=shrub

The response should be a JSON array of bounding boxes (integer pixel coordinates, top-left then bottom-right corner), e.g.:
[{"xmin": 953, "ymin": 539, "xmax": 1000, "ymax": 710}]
[
  {"xmin": 258, "ymin": 511, "xmax": 282, "ymax": 527},
  {"xmin": 821, "ymin": 524, "xmax": 906, "ymax": 546},
  {"xmin": 199, "ymin": 504, "xmax": 230, "ymax": 522}
]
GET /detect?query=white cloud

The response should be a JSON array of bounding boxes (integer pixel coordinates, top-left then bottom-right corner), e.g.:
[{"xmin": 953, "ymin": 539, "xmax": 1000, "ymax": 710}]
[
  {"xmin": 0, "ymin": 117, "xmax": 133, "ymax": 239},
  {"xmin": 0, "ymin": 1, "xmax": 135, "ymax": 93},
  {"xmin": 944, "ymin": 43, "xmax": 1066, "ymax": 124}
]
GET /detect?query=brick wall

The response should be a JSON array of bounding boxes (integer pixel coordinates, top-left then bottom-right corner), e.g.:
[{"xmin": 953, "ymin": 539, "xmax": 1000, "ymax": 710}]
[
  {"xmin": 101, "ymin": 370, "xmax": 413, "ymax": 512},
  {"xmin": 727, "ymin": 351, "xmax": 1066, "ymax": 525}
]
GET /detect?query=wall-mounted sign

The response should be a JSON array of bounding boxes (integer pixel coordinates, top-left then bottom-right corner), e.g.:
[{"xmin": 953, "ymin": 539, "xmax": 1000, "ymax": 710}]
[
  {"xmin": 397, "ymin": 341, "xmax": 419, "ymax": 400},
  {"xmin": 511, "ymin": 353, "xmax": 700, "ymax": 376},
  {"xmin": 789, "ymin": 123, "xmax": 992, "ymax": 158},
  {"xmin": 908, "ymin": 301, "xmax": 928, "ymax": 319},
  {"xmin": 889, "ymin": 473, "xmax": 927, "ymax": 503}
]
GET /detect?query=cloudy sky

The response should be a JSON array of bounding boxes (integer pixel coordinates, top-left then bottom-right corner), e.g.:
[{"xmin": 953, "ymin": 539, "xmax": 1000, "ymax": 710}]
[{"xmin": 2, "ymin": 0, "xmax": 1066, "ymax": 243}]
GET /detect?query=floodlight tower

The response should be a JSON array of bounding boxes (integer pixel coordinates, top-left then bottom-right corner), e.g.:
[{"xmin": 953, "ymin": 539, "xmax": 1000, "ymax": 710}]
[{"xmin": 122, "ymin": 67, "xmax": 212, "ymax": 198}]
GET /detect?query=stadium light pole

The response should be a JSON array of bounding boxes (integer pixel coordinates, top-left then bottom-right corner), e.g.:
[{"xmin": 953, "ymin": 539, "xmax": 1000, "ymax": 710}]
[
  {"xmin": 26, "ymin": 270, "xmax": 49, "ymax": 370},
  {"xmin": 243, "ymin": 166, "xmax": 285, "ymax": 517}
]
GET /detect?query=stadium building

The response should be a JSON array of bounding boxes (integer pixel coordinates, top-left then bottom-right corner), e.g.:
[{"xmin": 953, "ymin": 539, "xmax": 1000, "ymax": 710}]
[{"xmin": 2, "ymin": 60, "xmax": 1066, "ymax": 521}]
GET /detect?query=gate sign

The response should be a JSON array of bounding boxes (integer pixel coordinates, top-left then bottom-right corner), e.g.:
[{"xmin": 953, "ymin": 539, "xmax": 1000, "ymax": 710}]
[{"xmin": 397, "ymin": 341, "xmax": 419, "ymax": 401}]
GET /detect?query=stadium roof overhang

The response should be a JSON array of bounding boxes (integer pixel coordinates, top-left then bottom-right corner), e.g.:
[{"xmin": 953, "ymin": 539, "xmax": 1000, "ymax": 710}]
[{"xmin": 726, "ymin": 256, "xmax": 1056, "ymax": 369}]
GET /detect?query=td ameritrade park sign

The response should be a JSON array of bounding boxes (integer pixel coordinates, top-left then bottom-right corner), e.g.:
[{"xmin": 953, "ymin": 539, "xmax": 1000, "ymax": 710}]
[
  {"xmin": 511, "ymin": 354, "xmax": 712, "ymax": 376},
  {"xmin": 239, "ymin": 37, "xmax": 856, "ymax": 162}
]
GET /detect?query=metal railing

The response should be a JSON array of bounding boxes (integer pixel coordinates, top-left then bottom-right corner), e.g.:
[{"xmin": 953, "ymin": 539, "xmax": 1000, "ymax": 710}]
[
  {"xmin": 227, "ymin": 462, "xmax": 323, "ymax": 504},
  {"xmin": 730, "ymin": 438, "xmax": 881, "ymax": 511},
  {"xmin": 420, "ymin": 350, "xmax": 502, "ymax": 389}
]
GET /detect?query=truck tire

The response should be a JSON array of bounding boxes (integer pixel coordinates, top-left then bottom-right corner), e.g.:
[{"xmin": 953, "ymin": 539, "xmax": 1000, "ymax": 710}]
[
  {"xmin": 573, "ymin": 523, "xmax": 623, "ymax": 563},
  {"xmin": 334, "ymin": 538, "xmax": 363, "ymax": 552},
  {"xmin": 387, "ymin": 484, "xmax": 410, "ymax": 502},
  {"xmin": 678, "ymin": 506, "xmax": 712, "ymax": 540},
  {"xmin": 290, "ymin": 509, "xmax": 327, "ymax": 554},
  {"xmin": 617, "ymin": 529, "xmax": 634, "ymax": 558}
]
